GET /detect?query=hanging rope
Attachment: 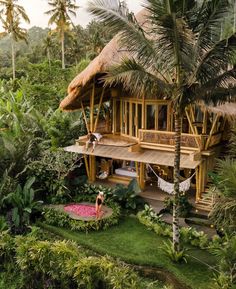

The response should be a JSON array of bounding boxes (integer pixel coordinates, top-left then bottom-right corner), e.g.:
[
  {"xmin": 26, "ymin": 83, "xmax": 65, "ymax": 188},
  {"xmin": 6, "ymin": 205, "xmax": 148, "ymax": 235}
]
[{"xmin": 147, "ymin": 164, "xmax": 195, "ymax": 195}]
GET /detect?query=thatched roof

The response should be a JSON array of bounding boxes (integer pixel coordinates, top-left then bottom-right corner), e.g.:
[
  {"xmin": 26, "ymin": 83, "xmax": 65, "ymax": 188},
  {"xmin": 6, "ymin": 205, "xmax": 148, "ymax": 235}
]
[
  {"xmin": 60, "ymin": 9, "xmax": 148, "ymax": 111},
  {"xmin": 206, "ymin": 103, "xmax": 236, "ymax": 118},
  {"xmin": 60, "ymin": 8, "xmax": 236, "ymax": 117}
]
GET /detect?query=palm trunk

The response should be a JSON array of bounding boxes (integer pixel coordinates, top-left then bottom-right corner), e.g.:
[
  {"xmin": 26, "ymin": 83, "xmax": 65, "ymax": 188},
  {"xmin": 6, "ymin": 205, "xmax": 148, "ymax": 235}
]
[
  {"xmin": 47, "ymin": 48, "xmax": 51, "ymax": 68},
  {"xmin": 173, "ymin": 109, "xmax": 181, "ymax": 252},
  {"xmin": 61, "ymin": 32, "xmax": 65, "ymax": 69},
  {"xmin": 234, "ymin": 0, "xmax": 236, "ymax": 33},
  {"xmin": 11, "ymin": 35, "xmax": 16, "ymax": 80}
]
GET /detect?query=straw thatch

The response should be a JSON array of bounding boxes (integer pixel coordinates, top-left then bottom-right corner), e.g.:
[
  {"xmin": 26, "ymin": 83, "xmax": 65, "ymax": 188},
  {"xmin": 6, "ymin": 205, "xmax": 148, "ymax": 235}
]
[
  {"xmin": 60, "ymin": 8, "xmax": 236, "ymax": 116},
  {"xmin": 206, "ymin": 103, "xmax": 236, "ymax": 118},
  {"xmin": 60, "ymin": 9, "xmax": 148, "ymax": 111}
]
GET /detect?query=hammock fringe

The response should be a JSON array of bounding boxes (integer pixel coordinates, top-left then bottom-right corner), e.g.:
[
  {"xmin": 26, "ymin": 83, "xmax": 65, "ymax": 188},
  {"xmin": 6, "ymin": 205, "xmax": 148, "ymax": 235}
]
[{"xmin": 148, "ymin": 164, "xmax": 195, "ymax": 195}]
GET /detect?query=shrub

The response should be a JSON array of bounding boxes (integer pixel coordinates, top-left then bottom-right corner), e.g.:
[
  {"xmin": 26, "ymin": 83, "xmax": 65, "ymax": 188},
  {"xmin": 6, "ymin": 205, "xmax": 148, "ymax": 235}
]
[
  {"xmin": 137, "ymin": 206, "xmax": 172, "ymax": 238},
  {"xmin": 0, "ymin": 232, "xmax": 141, "ymax": 289},
  {"xmin": 2, "ymin": 177, "xmax": 43, "ymax": 234},
  {"xmin": 162, "ymin": 240, "xmax": 188, "ymax": 263},
  {"xmin": 137, "ymin": 206, "xmax": 224, "ymax": 250},
  {"xmin": 111, "ymin": 179, "xmax": 144, "ymax": 210},
  {"xmin": 26, "ymin": 149, "xmax": 79, "ymax": 203},
  {"xmin": 43, "ymin": 202, "xmax": 121, "ymax": 232}
]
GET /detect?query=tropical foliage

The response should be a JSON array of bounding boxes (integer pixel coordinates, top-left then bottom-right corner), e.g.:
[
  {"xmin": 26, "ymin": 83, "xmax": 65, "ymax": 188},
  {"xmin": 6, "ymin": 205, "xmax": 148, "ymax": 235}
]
[
  {"xmin": 209, "ymin": 126, "xmax": 236, "ymax": 233},
  {"xmin": 0, "ymin": 231, "xmax": 142, "ymax": 289},
  {"xmin": 45, "ymin": 0, "xmax": 78, "ymax": 69},
  {"xmin": 88, "ymin": 0, "xmax": 236, "ymax": 252},
  {"xmin": 0, "ymin": 0, "xmax": 30, "ymax": 79}
]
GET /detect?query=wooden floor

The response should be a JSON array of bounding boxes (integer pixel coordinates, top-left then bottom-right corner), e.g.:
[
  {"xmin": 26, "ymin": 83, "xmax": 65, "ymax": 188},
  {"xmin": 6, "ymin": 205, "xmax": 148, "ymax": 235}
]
[{"xmin": 94, "ymin": 179, "xmax": 195, "ymax": 204}]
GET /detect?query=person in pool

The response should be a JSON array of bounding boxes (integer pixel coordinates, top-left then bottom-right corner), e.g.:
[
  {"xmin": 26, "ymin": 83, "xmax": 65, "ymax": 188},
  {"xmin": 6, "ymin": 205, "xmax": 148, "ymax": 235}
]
[{"xmin": 95, "ymin": 191, "xmax": 104, "ymax": 219}]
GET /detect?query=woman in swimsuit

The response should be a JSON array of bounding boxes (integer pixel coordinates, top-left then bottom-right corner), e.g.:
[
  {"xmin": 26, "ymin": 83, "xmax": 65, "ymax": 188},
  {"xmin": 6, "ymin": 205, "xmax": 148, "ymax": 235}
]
[{"xmin": 95, "ymin": 191, "xmax": 104, "ymax": 219}]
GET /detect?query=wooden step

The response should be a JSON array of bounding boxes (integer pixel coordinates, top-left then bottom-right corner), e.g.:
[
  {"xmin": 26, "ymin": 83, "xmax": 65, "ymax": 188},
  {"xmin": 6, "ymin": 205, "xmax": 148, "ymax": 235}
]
[{"xmin": 108, "ymin": 174, "xmax": 132, "ymax": 185}]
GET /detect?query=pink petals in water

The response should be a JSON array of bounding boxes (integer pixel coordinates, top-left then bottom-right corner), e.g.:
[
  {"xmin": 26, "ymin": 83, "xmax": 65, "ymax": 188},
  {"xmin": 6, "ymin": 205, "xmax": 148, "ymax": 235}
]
[{"xmin": 64, "ymin": 204, "xmax": 96, "ymax": 217}]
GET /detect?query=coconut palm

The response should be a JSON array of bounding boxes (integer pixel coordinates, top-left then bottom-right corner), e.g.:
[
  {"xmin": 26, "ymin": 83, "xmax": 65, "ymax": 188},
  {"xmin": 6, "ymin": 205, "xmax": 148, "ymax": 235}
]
[
  {"xmin": 0, "ymin": 0, "xmax": 30, "ymax": 80},
  {"xmin": 45, "ymin": 0, "xmax": 79, "ymax": 69},
  {"xmin": 42, "ymin": 31, "xmax": 55, "ymax": 67},
  {"xmin": 88, "ymin": 0, "xmax": 236, "ymax": 251}
]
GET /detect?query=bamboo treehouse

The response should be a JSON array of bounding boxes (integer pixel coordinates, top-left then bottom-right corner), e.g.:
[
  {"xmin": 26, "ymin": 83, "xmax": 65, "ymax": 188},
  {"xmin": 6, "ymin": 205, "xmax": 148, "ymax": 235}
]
[{"xmin": 60, "ymin": 11, "xmax": 233, "ymax": 212}]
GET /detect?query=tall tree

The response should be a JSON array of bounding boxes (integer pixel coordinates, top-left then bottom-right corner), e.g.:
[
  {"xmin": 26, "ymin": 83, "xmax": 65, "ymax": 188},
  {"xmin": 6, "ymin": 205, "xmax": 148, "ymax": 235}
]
[
  {"xmin": 88, "ymin": 0, "xmax": 236, "ymax": 252},
  {"xmin": 43, "ymin": 31, "xmax": 55, "ymax": 67},
  {"xmin": 0, "ymin": 0, "xmax": 30, "ymax": 80},
  {"xmin": 45, "ymin": 0, "xmax": 79, "ymax": 69}
]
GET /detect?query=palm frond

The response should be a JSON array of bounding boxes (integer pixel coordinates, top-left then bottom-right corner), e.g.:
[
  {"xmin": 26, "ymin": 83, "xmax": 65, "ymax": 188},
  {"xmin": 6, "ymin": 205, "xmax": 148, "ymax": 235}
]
[
  {"xmin": 104, "ymin": 58, "xmax": 173, "ymax": 98},
  {"xmin": 88, "ymin": 0, "xmax": 171, "ymax": 81}
]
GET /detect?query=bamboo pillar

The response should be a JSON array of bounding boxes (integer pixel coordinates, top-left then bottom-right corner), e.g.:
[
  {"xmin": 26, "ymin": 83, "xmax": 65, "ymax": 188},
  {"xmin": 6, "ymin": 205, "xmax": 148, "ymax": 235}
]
[
  {"xmin": 139, "ymin": 163, "xmax": 145, "ymax": 190},
  {"xmin": 195, "ymin": 166, "xmax": 200, "ymax": 201},
  {"xmin": 84, "ymin": 155, "xmax": 90, "ymax": 180},
  {"xmin": 185, "ymin": 108, "xmax": 197, "ymax": 135},
  {"xmin": 142, "ymin": 95, "xmax": 145, "ymax": 129},
  {"xmin": 205, "ymin": 115, "xmax": 220, "ymax": 149},
  {"xmin": 201, "ymin": 160, "xmax": 207, "ymax": 193},
  {"xmin": 89, "ymin": 155, "xmax": 96, "ymax": 182},
  {"xmin": 90, "ymin": 78, "xmax": 95, "ymax": 132},
  {"xmin": 81, "ymin": 101, "xmax": 89, "ymax": 133},
  {"xmin": 135, "ymin": 162, "xmax": 140, "ymax": 186},
  {"xmin": 112, "ymin": 98, "xmax": 116, "ymax": 134},
  {"xmin": 94, "ymin": 88, "xmax": 105, "ymax": 132},
  {"xmin": 202, "ymin": 109, "xmax": 207, "ymax": 134}
]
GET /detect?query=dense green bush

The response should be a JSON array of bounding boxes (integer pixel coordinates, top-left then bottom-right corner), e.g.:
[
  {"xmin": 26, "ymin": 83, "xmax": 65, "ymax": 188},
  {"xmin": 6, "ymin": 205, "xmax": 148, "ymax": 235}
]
[
  {"xmin": 162, "ymin": 240, "xmax": 188, "ymax": 263},
  {"xmin": 0, "ymin": 232, "xmax": 141, "ymax": 289},
  {"xmin": 210, "ymin": 235, "xmax": 236, "ymax": 288},
  {"xmin": 2, "ymin": 177, "xmax": 43, "ymax": 234},
  {"xmin": 43, "ymin": 202, "xmax": 121, "ymax": 232},
  {"xmin": 26, "ymin": 149, "xmax": 80, "ymax": 203},
  {"xmin": 137, "ymin": 205, "xmax": 224, "ymax": 250}
]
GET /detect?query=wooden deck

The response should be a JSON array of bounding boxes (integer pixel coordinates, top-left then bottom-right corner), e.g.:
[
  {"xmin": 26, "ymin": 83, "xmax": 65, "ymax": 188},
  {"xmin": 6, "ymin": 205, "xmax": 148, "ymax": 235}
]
[{"xmin": 65, "ymin": 144, "xmax": 200, "ymax": 169}]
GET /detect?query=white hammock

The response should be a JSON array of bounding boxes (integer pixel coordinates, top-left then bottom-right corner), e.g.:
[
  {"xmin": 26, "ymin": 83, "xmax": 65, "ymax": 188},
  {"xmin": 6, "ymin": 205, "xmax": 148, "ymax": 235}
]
[{"xmin": 147, "ymin": 164, "xmax": 195, "ymax": 195}]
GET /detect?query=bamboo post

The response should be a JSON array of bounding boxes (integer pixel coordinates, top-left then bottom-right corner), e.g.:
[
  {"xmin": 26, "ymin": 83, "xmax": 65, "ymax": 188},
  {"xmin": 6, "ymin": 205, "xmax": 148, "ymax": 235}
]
[
  {"xmin": 202, "ymin": 109, "xmax": 207, "ymax": 134},
  {"xmin": 84, "ymin": 155, "xmax": 90, "ymax": 180},
  {"xmin": 142, "ymin": 95, "xmax": 145, "ymax": 129},
  {"xmin": 112, "ymin": 98, "xmax": 116, "ymax": 134},
  {"xmin": 81, "ymin": 101, "xmax": 89, "ymax": 133},
  {"xmin": 185, "ymin": 108, "xmax": 201, "ymax": 149},
  {"xmin": 139, "ymin": 163, "xmax": 145, "ymax": 190},
  {"xmin": 89, "ymin": 155, "xmax": 96, "ymax": 182},
  {"xmin": 167, "ymin": 104, "xmax": 171, "ymax": 131},
  {"xmin": 135, "ymin": 162, "xmax": 140, "ymax": 186},
  {"xmin": 94, "ymin": 88, "xmax": 105, "ymax": 132},
  {"xmin": 90, "ymin": 78, "xmax": 95, "ymax": 132},
  {"xmin": 205, "ymin": 115, "xmax": 220, "ymax": 149},
  {"xmin": 201, "ymin": 160, "xmax": 207, "ymax": 193},
  {"xmin": 195, "ymin": 166, "xmax": 200, "ymax": 201},
  {"xmin": 185, "ymin": 108, "xmax": 196, "ymax": 135}
]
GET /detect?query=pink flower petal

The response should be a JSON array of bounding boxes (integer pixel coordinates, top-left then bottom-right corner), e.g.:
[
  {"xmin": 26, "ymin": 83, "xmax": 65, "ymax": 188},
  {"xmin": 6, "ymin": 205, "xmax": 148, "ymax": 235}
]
[{"xmin": 64, "ymin": 204, "xmax": 96, "ymax": 217}]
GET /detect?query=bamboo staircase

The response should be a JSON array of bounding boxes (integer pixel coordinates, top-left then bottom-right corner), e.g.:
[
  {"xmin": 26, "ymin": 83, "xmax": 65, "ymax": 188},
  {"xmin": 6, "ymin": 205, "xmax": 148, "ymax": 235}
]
[{"xmin": 195, "ymin": 190, "xmax": 215, "ymax": 212}]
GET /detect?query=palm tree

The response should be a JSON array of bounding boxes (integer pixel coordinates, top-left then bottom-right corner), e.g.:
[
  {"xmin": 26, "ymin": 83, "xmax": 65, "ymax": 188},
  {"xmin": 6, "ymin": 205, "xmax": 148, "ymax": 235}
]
[
  {"xmin": 0, "ymin": 0, "xmax": 30, "ymax": 80},
  {"xmin": 45, "ymin": 0, "xmax": 79, "ymax": 69},
  {"xmin": 43, "ymin": 31, "xmax": 55, "ymax": 67},
  {"xmin": 88, "ymin": 0, "xmax": 236, "ymax": 252}
]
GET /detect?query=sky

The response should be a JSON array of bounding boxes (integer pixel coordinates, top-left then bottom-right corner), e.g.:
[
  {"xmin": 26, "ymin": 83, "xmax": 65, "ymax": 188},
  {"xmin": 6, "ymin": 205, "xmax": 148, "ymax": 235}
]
[{"xmin": 16, "ymin": 0, "xmax": 143, "ymax": 29}]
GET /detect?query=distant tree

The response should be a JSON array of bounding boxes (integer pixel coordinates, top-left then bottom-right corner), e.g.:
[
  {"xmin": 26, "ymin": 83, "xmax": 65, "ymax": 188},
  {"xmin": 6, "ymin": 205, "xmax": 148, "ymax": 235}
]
[
  {"xmin": 42, "ymin": 31, "xmax": 55, "ymax": 67},
  {"xmin": 0, "ymin": 0, "xmax": 30, "ymax": 80},
  {"xmin": 45, "ymin": 0, "xmax": 79, "ymax": 69}
]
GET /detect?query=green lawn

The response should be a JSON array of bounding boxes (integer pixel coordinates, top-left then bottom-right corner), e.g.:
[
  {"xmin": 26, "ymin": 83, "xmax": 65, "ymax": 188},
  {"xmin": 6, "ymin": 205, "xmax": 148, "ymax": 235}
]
[{"xmin": 41, "ymin": 216, "xmax": 217, "ymax": 289}]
